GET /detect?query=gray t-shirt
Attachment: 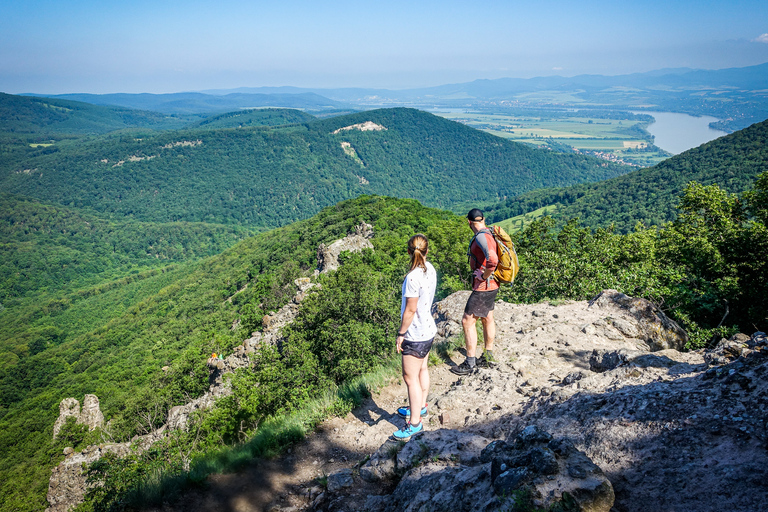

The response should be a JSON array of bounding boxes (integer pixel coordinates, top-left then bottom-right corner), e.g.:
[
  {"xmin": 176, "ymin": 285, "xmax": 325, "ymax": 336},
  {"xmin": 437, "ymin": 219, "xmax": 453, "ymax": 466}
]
[{"xmin": 401, "ymin": 261, "xmax": 438, "ymax": 341}]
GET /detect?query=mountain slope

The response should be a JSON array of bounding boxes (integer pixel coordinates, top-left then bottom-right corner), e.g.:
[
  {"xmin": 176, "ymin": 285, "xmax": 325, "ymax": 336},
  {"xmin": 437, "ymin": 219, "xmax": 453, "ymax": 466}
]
[
  {"xmin": 0, "ymin": 106, "xmax": 632, "ymax": 229},
  {"xmin": 0, "ymin": 193, "xmax": 256, "ymax": 305},
  {"xmin": 0, "ymin": 92, "xmax": 192, "ymax": 137},
  {"xmin": 194, "ymin": 108, "xmax": 316, "ymax": 129},
  {"xmin": 484, "ymin": 117, "xmax": 768, "ymax": 231},
  {"xmin": 0, "ymin": 195, "xmax": 464, "ymax": 511}
]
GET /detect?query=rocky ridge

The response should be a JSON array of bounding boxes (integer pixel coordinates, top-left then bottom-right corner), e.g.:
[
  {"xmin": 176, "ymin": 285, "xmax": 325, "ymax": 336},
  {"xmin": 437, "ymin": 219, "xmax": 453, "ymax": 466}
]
[
  {"xmin": 268, "ymin": 291, "xmax": 768, "ymax": 512},
  {"xmin": 45, "ymin": 223, "xmax": 374, "ymax": 512}
]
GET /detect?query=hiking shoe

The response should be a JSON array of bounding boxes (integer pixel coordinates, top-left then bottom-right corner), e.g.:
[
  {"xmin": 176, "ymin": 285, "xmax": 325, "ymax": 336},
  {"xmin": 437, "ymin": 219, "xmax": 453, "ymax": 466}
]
[
  {"xmin": 476, "ymin": 352, "xmax": 497, "ymax": 368},
  {"xmin": 393, "ymin": 421, "xmax": 424, "ymax": 440},
  {"xmin": 397, "ymin": 404, "xmax": 428, "ymax": 418},
  {"xmin": 449, "ymin": 360, "xmax": 476, "ymax": 376}
]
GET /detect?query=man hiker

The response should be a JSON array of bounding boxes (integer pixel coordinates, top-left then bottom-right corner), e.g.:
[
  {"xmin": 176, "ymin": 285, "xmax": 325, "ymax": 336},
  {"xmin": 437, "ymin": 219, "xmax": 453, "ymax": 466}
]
[{"xmin": 450, "ymin": 208, "xmax": 498, "ymax": 375}]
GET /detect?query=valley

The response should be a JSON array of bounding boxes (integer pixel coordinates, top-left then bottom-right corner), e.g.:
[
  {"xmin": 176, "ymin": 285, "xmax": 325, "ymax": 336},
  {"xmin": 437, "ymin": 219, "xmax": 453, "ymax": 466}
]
[{"xmin": 434, "ymin": 110, "xmax": 669, "ymax": 167}]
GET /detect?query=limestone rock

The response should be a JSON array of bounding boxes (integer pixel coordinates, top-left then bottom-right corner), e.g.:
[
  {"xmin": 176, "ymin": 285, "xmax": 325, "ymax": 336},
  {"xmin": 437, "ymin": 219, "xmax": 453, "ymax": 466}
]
[
  {"xmin": 46, "ymin": 442, "xmax": 132, "ymax": 512},
  {"xmin": 79, "ymin": 395, "xmax": 104, "ymax": 431},
  {"xmin": 52, "ymin": 398, "xmax": 80, "ymax": 440},
  {"xmin": 364, "ymin": 426, "xmax": 612, "ymax": 512},
  {"xmin": 326, "ymin": 468, "xmax": 354, "ymax": 492},
  {"xmin": 52, "ymin": 395, "xmax": 104, "ymax": 440},
  {"xmin": 481, "ymin": 426, "xmax": 614, "ymax": 511},
  {"xmin": 359, "ymin": 441, "xmax": 399, "ymax": 482},
  {"xmin": 589, "ymin": 289, "xmax": 688, "ymax": 350},
  {"xmin": 317, "ymin": 222, "xmax": 373, "ymax": 273}
]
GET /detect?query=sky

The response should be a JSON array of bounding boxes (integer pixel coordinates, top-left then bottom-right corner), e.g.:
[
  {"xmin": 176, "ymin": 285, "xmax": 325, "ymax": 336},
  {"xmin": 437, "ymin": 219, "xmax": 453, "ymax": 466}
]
[{"xmin": 1, "ymin": 0, "xmax": 767, "ymax": 94}]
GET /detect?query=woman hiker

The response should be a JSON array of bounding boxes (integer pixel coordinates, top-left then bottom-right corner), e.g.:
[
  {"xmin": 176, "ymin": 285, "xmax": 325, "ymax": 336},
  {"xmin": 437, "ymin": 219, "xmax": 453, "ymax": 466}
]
[{"xmin": 393, "ymin": 234, "xmax": 437, "ymax": 440}]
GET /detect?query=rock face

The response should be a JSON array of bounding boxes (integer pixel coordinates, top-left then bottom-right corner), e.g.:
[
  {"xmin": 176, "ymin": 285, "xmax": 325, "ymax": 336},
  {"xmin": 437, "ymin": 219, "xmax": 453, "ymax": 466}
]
[
  {"xmin": 52, "ymin": 395, "xmax": 104, "ymax": 440},
  {"xmin": 46, "ymin": 431, "xmax": 164, "ymax": 512},
  {"xmin": 361, "ymin": 426, "xmax": 613, "ymax": 512},
  {"xmin": 589, "ymin": 289, "xmax": 688, "ymax": 350},
  {"xmin": 47, "ymin": 443, "xmax": 132, "ymax": 512},
  {"xmin": 316, "ymin": 222, "xmax": 373, "ymax": 273}
]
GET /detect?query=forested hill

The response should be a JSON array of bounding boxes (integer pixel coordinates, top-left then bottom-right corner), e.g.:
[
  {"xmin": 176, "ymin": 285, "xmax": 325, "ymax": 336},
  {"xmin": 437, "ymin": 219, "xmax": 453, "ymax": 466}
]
[
  {"xmin": 0, "ymin": 193, "xmax": 256, "ymax": 305},
  {"xmin": 0, "ymin": 195, "xmax": 465, "ymax": 511},
  {"xmin": 484, "ymin": 117, "xmax": 768, "ymax": 231},
  {"xmin": 0, "ymin": 93, "xmax": 193, "ymax": 138},
  {"xmin": 193, "ymin": 108, "xmax": 316, "ymax": 129},
  {"xmin": 0, "ymin": 107, "xmax": 632, "ymax": 229}
]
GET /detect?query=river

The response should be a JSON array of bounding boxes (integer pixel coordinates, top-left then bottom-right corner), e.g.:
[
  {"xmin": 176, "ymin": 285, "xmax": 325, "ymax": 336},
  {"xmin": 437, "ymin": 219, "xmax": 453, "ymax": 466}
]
[{"xmin": 634, "ymin": 111, "xmax": 728, "ymax": 155}]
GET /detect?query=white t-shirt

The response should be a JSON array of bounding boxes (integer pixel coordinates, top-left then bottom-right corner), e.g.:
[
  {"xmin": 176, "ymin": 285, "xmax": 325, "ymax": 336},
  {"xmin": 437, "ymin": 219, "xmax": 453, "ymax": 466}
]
[{"xmin": 400, "ymin": 261, "xmax": 438, "ymax": 341}]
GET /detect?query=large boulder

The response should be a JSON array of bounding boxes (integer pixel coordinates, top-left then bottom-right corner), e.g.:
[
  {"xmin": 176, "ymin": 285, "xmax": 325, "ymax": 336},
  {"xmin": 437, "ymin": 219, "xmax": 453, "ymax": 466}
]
[{"xmin": 589, "ymin": 289, "xmax": 688, "ymax": 351}]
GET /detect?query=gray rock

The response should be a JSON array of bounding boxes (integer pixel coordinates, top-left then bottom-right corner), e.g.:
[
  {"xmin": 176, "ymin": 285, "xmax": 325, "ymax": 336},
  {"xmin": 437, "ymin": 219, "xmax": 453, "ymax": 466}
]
[
  {"xmin": 590, "ymin": 289, "xmax": 688, "ymax": 350},
  {"xmin": 326, "ymin": 468, "xmax": 354, "ymax": 492},
  {"xmin": 365, "ymin": 426, "xmax": 613, "ymax": 512},
  {"xmin": 52, "ymin": 395, "xmax": 104, "ymax": 440},
  {"xmin": 395, "ymin": 429, "xmax": 490, "ymax": 473},
  {"xmin": 52, "ymin": 398, "xmax": 80, "ymax": 440},
  {"xmin": 317, "ymin": 222, "xmax": 373, "ymax": 273},
  {"xmin": 360, "ymin": 442, "xmax": 400, "ymax": 482}
]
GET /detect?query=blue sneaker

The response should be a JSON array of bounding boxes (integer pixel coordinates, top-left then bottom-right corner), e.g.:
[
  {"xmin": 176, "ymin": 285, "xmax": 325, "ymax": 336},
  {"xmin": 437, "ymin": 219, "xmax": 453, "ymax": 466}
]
[
  {"xmin": 393, "ymin": 421, "xmax": 424, "ymax": 440},
  {"xmin": 397, "ymin": 404, "xmax": 428, "ymax": 418}
]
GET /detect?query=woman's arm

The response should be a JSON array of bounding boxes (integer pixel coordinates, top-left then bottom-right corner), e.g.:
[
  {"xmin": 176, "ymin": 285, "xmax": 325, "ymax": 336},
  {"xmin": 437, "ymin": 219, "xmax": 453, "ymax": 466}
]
[{"xmin": 396, "ymin": 296, "xmax": 419, "ymax": 353}]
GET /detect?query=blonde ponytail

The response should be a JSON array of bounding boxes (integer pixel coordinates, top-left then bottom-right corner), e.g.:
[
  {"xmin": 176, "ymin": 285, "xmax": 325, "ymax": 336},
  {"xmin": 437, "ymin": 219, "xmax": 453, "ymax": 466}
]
[{"xmin": 408, "ymin": 234, "xmax": 429, "ymax": 272}]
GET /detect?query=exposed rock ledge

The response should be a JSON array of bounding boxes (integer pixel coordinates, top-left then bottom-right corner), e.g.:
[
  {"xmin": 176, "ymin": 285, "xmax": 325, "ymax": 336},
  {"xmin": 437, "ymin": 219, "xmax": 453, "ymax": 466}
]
[{"xmin": 283, "ymin": 292, "xmax": 767, "ymax": 512}]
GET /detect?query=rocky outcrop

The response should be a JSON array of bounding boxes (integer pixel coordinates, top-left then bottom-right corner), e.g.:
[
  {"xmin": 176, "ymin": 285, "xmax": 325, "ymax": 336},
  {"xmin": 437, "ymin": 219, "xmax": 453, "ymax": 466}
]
[
  {"xmin": 46, "ymin": 224, "xmax": 376, "ymax": 512},
  {"xmin": 46, "ymin": 430, "xmax": 164, "ymax": 512},
  {"xmin": 588, "ymin": 289, "xmax": 688, "ymax": 350},
  {"xmin": 359, "ymin": 426, "xmax": 613, "ymax": 512},
  {"xmin": 52, "ymin": 395, "xmax": 104, "ymax": 440},
  {"xmin": 298, "ymin": 294, "xmax": 768, "ymax": 512},
  {"xmin": 316, "ymin": 222, "xmax": 373, "ymax": 273}
]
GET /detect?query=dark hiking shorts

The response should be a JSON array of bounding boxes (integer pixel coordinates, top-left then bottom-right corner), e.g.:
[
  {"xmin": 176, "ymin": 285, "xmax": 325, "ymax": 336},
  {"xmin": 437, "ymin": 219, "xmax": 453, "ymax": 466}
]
[
  {"xmin": 464, "ymin": 289, "xmax": 499, "ymax": 318},
  {"xmin": 401, "ymin": 337, "xmax": 434, "ymax": 359}
]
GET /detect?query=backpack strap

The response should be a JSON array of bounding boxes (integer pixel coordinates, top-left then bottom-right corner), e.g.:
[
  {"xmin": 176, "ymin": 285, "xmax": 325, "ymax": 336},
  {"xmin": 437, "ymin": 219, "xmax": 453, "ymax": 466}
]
[{"xmin": 467, "ymin": 228, "xmax": 493, "ymax": 267}]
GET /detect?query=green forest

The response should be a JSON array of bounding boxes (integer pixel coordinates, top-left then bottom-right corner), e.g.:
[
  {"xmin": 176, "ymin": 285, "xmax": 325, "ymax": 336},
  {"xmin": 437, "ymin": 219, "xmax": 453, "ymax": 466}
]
[
  {"xmin": 0, "ymin": 94, "xmax": 767, "ymax": 510},
  {"xmin": 1, "ymin": 102, "xmax": 632, "ymax": 228}
]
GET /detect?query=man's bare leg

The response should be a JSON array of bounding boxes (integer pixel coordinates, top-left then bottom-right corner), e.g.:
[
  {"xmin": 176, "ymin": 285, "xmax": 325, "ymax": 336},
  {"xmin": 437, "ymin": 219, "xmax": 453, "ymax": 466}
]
[
  {"xmin": 462, "ymin": 312, "xmax": 479, "ymax": 358},
  {"xmin": 481, "ymin": 309, "xmax": 496, "ymax": 353}
]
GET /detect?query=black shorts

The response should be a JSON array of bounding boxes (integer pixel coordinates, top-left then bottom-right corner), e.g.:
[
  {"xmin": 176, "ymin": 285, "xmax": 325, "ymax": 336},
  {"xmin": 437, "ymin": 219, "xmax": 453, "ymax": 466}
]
[
  {"xmin": 401, "ymin": 337, "xmax": 434, "ymax": 359},
  {"xmin": 464, "ymin": 289, "xmax": 499, "ymax": 318}
]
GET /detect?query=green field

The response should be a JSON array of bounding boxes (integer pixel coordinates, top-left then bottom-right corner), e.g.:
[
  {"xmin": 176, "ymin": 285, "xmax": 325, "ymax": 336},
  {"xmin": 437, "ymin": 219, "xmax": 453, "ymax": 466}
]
[
  {"xmin": 495, "ymin": 204, "xmax": 562, "ymax": 233},
  {"xmin": 436, "ymin": 111, "xmax": 671, "ymax": 167}
]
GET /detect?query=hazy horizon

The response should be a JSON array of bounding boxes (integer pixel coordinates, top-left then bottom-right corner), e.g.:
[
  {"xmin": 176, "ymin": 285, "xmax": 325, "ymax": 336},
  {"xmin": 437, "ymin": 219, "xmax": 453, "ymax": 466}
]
[{"xmin": 2, "ymin": 0, "xmax": 768, "ymax": 95}]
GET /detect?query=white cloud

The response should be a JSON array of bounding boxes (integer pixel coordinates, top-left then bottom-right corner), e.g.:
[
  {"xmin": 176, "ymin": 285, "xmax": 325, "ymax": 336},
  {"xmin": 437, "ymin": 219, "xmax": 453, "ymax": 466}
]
[
  {"xmin": 552, "ymin": 67, "xmax": 563, "ymax": 70},
  {"xmin": 754, "ymin": 33, "xmax": 768, "ymax": 43}
]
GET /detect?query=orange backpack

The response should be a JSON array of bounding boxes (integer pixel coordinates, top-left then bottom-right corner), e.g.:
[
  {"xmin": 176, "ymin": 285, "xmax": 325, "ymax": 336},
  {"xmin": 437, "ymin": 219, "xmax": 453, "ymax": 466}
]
[{"xmin": 490, "ymin": 225, "xmax": 520, "ymax": 285}]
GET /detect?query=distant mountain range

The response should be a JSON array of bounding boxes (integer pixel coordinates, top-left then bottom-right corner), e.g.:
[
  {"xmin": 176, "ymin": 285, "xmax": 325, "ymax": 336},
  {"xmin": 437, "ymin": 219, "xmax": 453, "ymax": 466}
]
[
  {"xmin": 207, "ymin": 62, "xmax": 768, "ymax": 102},
  {"xmin": 27, "ymin": 91, "xmax": 344, "ymax": 115},
  {"xmin": 24, "ymin": 61, "xmax": 768, "ymax": 132}
]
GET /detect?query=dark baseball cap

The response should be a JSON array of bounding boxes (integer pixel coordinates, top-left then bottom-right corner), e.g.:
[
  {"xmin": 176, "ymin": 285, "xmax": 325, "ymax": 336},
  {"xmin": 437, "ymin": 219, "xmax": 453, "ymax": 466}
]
[{"xmin": 467, "ymin": 208, "xmax": 484, "ymax": 221}]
